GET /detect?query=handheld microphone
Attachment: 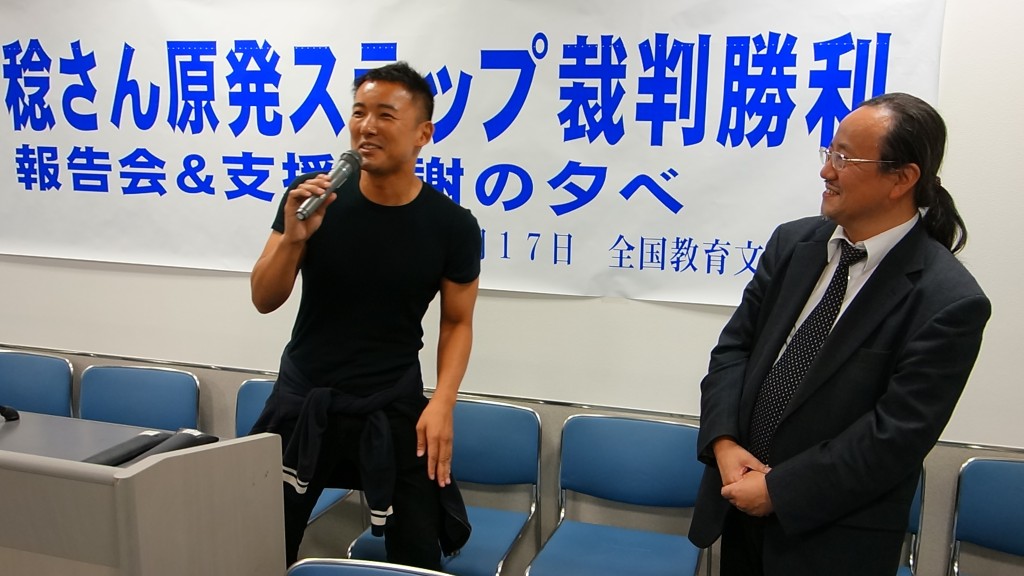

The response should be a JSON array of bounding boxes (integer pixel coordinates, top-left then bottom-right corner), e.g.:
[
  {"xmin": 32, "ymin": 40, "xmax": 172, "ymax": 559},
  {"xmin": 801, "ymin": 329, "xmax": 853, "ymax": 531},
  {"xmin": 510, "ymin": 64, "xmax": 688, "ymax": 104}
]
[{"xmin": 295, "ymin": 150, "xmax": 363, "ymax": 221}]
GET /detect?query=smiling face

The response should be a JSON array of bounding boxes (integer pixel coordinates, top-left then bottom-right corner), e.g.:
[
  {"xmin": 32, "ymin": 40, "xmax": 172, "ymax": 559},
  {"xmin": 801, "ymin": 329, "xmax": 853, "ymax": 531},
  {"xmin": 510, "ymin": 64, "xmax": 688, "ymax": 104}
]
[
  {"xmin": 349, "ymin": 80, "xmax": 433, "ymax": 177},
  {"xmin": 820, "ymin": 105, "xmax": 917, "ymax": 242}
]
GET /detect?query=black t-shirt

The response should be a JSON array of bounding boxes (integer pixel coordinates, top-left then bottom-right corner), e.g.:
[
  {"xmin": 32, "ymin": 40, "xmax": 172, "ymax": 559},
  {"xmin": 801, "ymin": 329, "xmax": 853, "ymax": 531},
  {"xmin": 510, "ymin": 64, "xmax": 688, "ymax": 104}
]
[{"xmin": 271, "ymin": 172, "xmax": 481, "ymax": 394}]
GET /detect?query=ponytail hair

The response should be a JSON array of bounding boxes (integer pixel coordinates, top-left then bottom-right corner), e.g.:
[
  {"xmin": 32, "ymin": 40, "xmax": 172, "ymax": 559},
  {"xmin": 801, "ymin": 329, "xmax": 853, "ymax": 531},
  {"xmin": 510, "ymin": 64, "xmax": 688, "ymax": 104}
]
[
  {"xmin": 858, "ymin": 93, "xmax": 967, "ymax": 253},
  {"xmin": 921, "ymin": 177, "xmax": 967, "ymax": 253}
]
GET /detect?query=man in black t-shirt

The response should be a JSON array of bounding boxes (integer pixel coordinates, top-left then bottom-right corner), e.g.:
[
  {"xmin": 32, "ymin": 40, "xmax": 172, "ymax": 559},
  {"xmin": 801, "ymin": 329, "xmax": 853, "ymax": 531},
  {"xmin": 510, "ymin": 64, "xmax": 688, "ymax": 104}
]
[{"xmin": 250, "ymin": 62, "xmax": 480, "ymax": 569}]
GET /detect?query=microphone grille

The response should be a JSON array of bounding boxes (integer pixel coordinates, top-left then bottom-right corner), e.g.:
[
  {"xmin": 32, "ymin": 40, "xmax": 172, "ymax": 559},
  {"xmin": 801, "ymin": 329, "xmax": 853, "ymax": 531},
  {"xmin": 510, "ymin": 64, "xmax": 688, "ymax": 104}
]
[{"xmin": 342, "ymin": 149, "xmax": 363, "ymax": 167}]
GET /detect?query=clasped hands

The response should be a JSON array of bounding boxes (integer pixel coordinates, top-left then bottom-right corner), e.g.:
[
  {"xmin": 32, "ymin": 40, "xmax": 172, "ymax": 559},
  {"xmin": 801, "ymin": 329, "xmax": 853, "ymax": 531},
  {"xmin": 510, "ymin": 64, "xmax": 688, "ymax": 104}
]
[{"xmin": 713, "ymin": 437, "xmax": 774, "ymax": 517}]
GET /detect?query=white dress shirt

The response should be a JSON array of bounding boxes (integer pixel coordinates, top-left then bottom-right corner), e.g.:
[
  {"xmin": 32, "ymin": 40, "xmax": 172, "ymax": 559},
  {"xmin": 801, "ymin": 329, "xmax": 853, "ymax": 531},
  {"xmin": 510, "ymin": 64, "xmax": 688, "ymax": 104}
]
[{"xmin": 783, "ymin": 214, "xmax": 920, "ymax": 351}]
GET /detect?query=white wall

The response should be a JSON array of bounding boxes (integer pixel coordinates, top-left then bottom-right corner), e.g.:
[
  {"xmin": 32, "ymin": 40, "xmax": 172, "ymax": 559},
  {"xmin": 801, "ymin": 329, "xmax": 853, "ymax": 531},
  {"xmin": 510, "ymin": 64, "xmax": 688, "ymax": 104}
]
[
  {"xmin": 1, "ymin": 0, "xmax": 1021, "ymax": 447},
  {"xmin": 931, "ymin": 0, "xmax": 1023, "ymax": 447}
]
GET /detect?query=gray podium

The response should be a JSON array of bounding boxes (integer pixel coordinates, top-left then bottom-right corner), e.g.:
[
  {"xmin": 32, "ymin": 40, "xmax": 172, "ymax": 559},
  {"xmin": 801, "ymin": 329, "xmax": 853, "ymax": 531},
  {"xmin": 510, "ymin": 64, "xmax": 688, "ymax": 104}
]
[{"xmin": 0, "ymin": 413, "xmax": 285, "ymax": 575}]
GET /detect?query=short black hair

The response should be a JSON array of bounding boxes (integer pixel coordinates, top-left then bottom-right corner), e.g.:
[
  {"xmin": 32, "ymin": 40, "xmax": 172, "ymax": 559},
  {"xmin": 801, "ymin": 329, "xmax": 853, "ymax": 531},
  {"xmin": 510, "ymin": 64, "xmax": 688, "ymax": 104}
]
[{"xmin": 353, "ymin": 61, "xmax": 434, "ymax": 121}]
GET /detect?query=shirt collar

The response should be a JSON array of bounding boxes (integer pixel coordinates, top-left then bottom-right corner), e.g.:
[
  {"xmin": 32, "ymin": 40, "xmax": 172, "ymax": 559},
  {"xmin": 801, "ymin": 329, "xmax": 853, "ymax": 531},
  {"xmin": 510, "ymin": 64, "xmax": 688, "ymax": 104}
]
[{"xmin": 827, "ymin": 213, "xmax": 920, "ymax": 272}]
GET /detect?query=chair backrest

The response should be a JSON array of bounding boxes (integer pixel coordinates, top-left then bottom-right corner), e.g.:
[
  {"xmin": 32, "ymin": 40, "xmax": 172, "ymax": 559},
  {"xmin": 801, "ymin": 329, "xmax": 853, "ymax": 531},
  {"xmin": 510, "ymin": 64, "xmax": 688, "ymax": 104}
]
[
  {"xmin": 451, "ymin": 398, "xmax": 540, "ymax": 486},
  {"xmin": 559, "ymin": 414, "xmax": 701, "ymax": 508},
  {"xmin": 0, "ymin": 350, "xmax": 73, "ymax": 416},
  {"xmin": 908, "ymin": 471, "xmax": 924, "ymax": 536},
  {"xmin": 79, "ymin": 365, "xmax": 199, "ymax": 430},
  {"xmin": 288, "ymin": 558, "xmax": 450, "ymax": 576},
  {"xmin": 903, "ymin": 470, "xmax": 925, "ymax": 575},
  {"xmin": 235, "ymin": 378, "xmax": 275, "ymax": 437},
  {"xmin": 950, "ymin": 457, "xmax": 1024, "ymax": 571}
]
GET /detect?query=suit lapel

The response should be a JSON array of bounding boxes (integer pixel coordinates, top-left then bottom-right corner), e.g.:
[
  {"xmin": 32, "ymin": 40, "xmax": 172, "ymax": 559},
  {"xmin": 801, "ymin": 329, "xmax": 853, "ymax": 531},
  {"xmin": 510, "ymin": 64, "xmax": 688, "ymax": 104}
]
[
  {"xmin": 739, "ymin": 234, "xmax": 830, "ymax": 425},
  {"xmin": 778, "ymin": 223, "xmax": 928, "ymax": 422}
]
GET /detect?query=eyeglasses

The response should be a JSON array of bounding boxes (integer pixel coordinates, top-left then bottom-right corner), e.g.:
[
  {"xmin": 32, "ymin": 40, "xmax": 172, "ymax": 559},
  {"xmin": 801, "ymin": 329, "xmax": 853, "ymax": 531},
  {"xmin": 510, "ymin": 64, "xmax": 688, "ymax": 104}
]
[{"xmin": 819, "ymin": 147, "xmax": 895, "ymax": 171}]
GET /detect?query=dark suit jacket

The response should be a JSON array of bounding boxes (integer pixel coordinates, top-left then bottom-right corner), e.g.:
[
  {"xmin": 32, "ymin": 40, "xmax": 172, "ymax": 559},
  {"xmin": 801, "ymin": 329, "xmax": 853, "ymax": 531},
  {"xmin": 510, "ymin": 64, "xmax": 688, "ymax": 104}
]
[{"xmin": 688, "ymin": 217, "xmax": 990, "ymax": 570}]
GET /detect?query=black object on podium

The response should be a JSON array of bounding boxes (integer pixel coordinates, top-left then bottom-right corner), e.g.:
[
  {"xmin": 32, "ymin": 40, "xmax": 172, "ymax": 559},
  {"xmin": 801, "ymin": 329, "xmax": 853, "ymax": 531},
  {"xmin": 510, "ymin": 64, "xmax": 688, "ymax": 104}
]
[
  {"xmin": 119, "ymin": 428, "xmax": 219, "ymax": 467},
  {"xmin": 82, "ymin": 430, "xmax": 174, "ymax": 465}
]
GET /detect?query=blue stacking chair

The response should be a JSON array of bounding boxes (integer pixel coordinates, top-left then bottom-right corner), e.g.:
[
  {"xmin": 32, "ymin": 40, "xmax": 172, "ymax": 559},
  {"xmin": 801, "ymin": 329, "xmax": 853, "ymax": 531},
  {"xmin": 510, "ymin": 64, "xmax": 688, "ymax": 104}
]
[
  {"xmin": 79, "ymin": 364, "xmax": 199, "ymax": 430},
  {"xmin": 236, "ymin": 378, "xmax": 351, "ymax": 524},
  {"xmin": 948, "ymin": 458, "xmax": 1024, "ymax": 576},
  {"xmin": 0, "ymin": 350, "xmax": 73, "ymax": 416},
  {"xmin": 897, "ymin": 471, "xmax": 925, "ymax": 576},
  {"xmin": 525, "ymin": 415, "xmax": 703, "ymax": 576},
  {"xmin": 289, "ymin": 558, "xmax": 449, "ymax": 576},
  {"xmin": 234, "ymin": 378, "xmax": 277, "ymax": 438},
  {"xmin": 349, "ymin": 398, "xmax": 542, "ymax": 576}
]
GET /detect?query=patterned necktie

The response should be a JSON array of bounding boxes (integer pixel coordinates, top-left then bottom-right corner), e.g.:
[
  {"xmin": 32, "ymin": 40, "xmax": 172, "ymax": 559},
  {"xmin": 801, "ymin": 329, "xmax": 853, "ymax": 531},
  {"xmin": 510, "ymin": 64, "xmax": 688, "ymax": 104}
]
[{"xmin": 748, "ymin": 240, "xmax": 867, "ymax": 464}]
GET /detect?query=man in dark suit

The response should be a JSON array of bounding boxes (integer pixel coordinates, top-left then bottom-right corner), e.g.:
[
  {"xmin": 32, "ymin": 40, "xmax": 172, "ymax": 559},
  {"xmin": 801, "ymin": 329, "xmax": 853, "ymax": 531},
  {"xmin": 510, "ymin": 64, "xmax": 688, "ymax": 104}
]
[{"xmin": 688, "ymin": 93, "xmax": 991, "ymax": 575}]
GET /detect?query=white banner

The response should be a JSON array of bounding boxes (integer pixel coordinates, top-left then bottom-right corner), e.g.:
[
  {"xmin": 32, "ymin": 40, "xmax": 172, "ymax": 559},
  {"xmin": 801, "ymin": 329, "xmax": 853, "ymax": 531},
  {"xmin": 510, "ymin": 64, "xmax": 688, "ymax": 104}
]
[{"xmin": 0, "ymin": 0, "xmax": 945, "ymax": 304}]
